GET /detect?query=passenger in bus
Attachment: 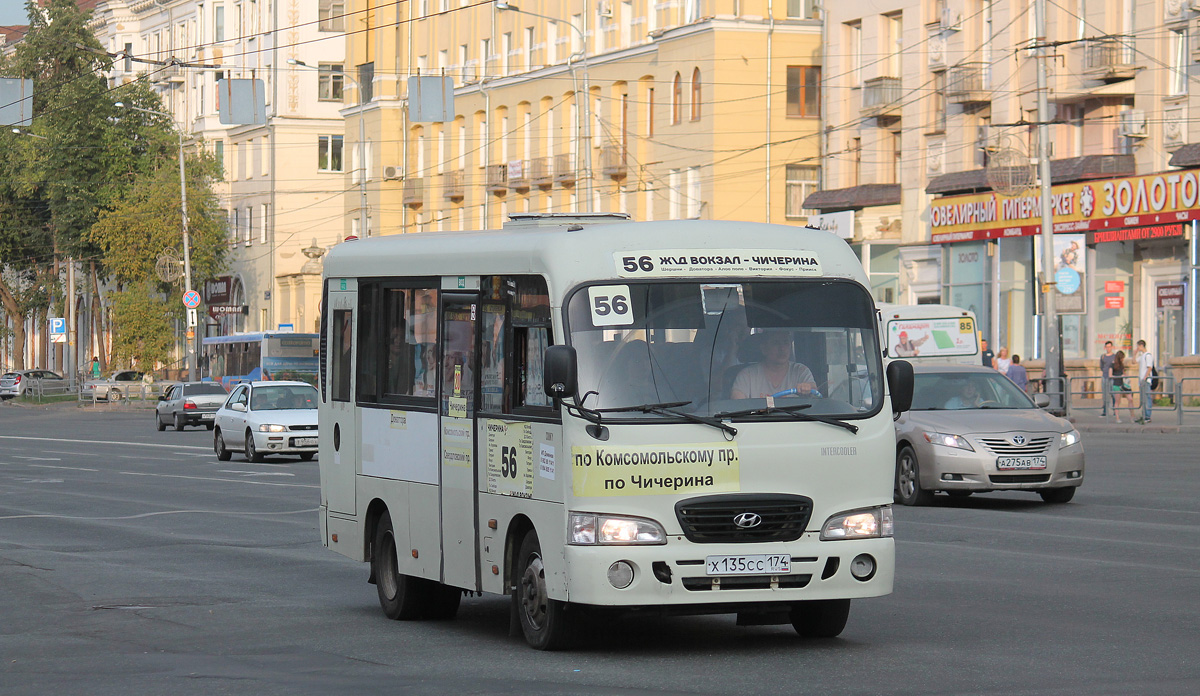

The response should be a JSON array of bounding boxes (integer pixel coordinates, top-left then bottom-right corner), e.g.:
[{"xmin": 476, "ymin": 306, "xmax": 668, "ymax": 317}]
[{"xmin": 730, "ymin": 330, "xmax": 817, "ymax": 399}]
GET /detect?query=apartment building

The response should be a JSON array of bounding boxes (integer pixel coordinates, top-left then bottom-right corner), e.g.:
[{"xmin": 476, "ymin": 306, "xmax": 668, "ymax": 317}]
[
  {"xmin": 341, "ymin": 0, "xmax": 823, "ymax": 239},
  {"xmin": 813, "ymin": 0, "xmax": 1199, "ymax": 369},
  {"xmin": 89, "ymin": 0, "xmax": 346, "ymax": 336}
]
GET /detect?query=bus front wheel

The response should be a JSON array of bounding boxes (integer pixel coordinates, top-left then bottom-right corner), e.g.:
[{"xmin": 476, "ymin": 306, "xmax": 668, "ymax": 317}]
[
  {"xmin": 790, "ymin": 599, "xmax": 851, "ymax": 639},
  {"xmin": 373, "ymin": 511, "xmax": 431, "ymax": 620},
  {"xmin": 515, "ymin": 530, "xmax": 573, "ymax": 650}
]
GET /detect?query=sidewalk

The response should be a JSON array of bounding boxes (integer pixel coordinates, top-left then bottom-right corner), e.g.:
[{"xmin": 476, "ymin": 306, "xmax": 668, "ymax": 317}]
[{"xmin": 1066, "ymin": 398, "xmax": 1200, "ymax": 434}]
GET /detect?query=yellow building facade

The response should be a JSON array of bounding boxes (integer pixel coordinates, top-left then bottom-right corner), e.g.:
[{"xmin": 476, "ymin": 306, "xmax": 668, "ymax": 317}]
[{"xmin": 343, "ymin": 0, "xmax": 823, "ymax": 236}]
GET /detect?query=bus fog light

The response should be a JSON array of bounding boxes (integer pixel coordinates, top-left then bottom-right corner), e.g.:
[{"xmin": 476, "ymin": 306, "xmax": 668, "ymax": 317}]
[
  {"xmin": 850, "ymin": 554, "xmax": 876, "ymax": 581},
  {"xmin": 607, "ymin": 561, "xmax": 634, "ymax": 589}
]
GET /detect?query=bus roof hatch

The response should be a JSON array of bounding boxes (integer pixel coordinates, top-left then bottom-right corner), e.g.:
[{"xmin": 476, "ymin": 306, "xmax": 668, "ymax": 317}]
[{"xmin": 502, "ymin": 212, "xmax": 632, "ymax": 231}]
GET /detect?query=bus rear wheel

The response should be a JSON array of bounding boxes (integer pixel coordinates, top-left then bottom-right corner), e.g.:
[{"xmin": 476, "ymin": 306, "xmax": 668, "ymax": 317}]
[
  {"xmin": 372, "ymin": 511, "xmax": 433, "ymax": 620},
  {"xmin": 790, "ymin": 599, "xmax": 851, "ymax": 639},
  {"xmin": 515, "ymin": 530, "xmax": 573, "ymax": 650}
]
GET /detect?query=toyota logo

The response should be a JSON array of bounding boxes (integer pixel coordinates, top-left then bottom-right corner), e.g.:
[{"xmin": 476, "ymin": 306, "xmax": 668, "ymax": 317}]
[
  {"xmin": 733, "ymin": 512, "xmax": 762, "ymax": 528},
  {"xmin": 1011, "ymin": 435, "xmax": 1027, "ymax": 446}
]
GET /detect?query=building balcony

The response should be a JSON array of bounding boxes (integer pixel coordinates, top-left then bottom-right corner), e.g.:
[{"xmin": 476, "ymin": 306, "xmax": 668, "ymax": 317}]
[
  {"xmin": 1084, "ymin": 35, "xmax": 1137, "ymax": 81},
  {"xmin": 508, "ymin": 160, "xmax": 530, "ymax": 191},
  {"xmin": 402, "ymin": 177, "xmax": 424, "ymax": 208},
  {"xmin": 946, "ymin": 63, "xmax": 990, "ymax": 104},
  {"xmin": 151, "ymin": 60, "xmax": 186, "ymax": 83},
  {"xmin": 531, "ymin": 156, "xmax": 553, "ymax": 188},
  {"xmin": 860, "ymin": 76, "xmax": 902, "ymax": 118},
  {"xmin": 554, "ymin": 153, "xmax": 576, "ymax": 186},
  {"xmin": 600, "ymin": 144, "xmax": 628, "ymax": 179},
  {"xmin": 442, "ymin": 170, "xmax": 464, "ymax": 201},
  {"xmin": 485, "ymin": 164, "xmax": 508, "ymax": 194}
]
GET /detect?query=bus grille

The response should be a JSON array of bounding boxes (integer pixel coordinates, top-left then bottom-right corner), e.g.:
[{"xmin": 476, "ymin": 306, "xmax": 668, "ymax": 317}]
[
  {"xmin": 674, "ymin": 494, "xmax": 812, "ymax": 543},
  {"xmin": 682, "ymin": 575, "xmax": 812, "ymax": 591}
]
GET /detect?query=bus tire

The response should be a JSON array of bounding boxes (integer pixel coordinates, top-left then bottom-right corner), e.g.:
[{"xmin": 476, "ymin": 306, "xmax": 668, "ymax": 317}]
[
  {"xmin": 515, "ymin": 530, "xmax": 573, "ymax": 650},
  {"xmin": 245, "ymin": 432, "xmax": 264, "ymax": 462},
  {"xmin": 425, "ymin": 584, "xmax": 463, "ymax": 620},
  {"xmin": 372, "ymin": 510, "xmax": 428, "ymax": 620},
  {"xmin": 895, "ymin": 445, "xmax": 934, "ymax": 506},
  {"xmin": 214, "ymin": 429, "xmax": 232, "ymax": 461},
  {"xmin": 790, "ymin": 599, "xmax": 851, "ymax": 639}
]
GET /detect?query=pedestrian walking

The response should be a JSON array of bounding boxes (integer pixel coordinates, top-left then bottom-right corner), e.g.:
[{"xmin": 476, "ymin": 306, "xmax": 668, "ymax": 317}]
[
  {"xmin": 1110, "ymin": 351, "xmax": 1134, "ymax": 423},
  {"xmin": 994, "ymin": 346, "xmax": 1011, "ymax": 375},
  {"xmin": 1007, "ymin": 354, "xmax": 1028, "ymax": 392},
  {"xmin": 1099, "ymin": 340, "xmax": 1116, "ymax": 417},
  {"xmin": 1135, "ymin": 339, "xmax": 1155, "ymax": 424},
  {"xmin": 90, "ymin": 357, "xmax": 100, "ymax": 380},
  {"xmin": 981, "ymin": 338, "xmax": 994, "ymax": 369}
]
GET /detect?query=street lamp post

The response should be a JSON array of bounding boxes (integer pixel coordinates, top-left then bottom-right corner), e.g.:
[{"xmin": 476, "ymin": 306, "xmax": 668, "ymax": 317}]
[
  {"xmin": 494, "ymin": 1, "xmax": 594, "ymax": 209},
  {"xmin": 115, "ymin": 101, "xmax": 196, "ymax": 382},
  {"xmin": 289, "ymin": 59, "xmax": 369, "ymax": 238}
]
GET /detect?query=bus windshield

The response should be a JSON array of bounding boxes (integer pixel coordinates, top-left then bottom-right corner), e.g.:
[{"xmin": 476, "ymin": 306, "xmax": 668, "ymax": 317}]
[{"xmin": 566, "ymin": 280, "xmax": 882, "ymax": 420}]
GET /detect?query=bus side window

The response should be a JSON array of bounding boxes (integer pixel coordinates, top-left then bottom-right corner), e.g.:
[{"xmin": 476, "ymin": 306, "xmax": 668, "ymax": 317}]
[
  {"xmin": 331, "ymin": 309, "xmax": 353, "ymax": 402},
  {"xmin": 356, "ymin": 285, "xmax": 380, "ymax": 402}
]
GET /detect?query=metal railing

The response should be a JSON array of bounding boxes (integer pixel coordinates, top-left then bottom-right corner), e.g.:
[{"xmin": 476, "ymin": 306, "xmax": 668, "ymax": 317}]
[
  {"xmin": 1084, "ymin": 35, "xmax": 1135, "ymax": 73},
  {"xmin": 1027, "ymin": 376, "xmax": 1069, "ymax": 417},
  {"xmin": 1065, "ymin": 371, "xmax": 1197, "ymax": 425},
  {"xmin": 1174, "ymin": 377, "xmax": 1200, "ymax": 425},
  {"xmin": 79, "ymin": 381, "xmax": 168, "ymax": 405},
  {"xmin": 860, "ymin": 76, "xmax": 902, "ymax": 116}
]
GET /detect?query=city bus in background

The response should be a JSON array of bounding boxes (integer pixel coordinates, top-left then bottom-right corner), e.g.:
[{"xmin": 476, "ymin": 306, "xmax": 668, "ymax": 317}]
[
  {"xmin": 202, "ymin": 332, "xmax": 319, "ymax": 388},
  {"xmin": 879, "ymin": 303, "xmax": 980, "ymax": 366},
  {"xmin": 317, "ymin": 214, "xmax": 913, "ymax": 650}
]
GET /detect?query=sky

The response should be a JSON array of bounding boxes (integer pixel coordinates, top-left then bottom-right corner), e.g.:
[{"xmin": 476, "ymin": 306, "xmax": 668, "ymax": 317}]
[{"xmin": 1, "ymin": 0, "xmax": 28, "ymax": 27}]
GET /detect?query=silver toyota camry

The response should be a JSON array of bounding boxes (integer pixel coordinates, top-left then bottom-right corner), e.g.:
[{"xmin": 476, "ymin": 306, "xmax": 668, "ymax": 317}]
[{"xmin": 894, "ymin": 365, "xmax": 1084, "ymax": 505}]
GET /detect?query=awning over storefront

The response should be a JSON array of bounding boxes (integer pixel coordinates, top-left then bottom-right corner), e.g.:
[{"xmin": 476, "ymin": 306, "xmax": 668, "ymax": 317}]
[
  {"xmin": 925, "ymin": 155, "xmax": 1135, "ymax": 196},
  {"xmin": 1168, "ymin": 144, "xmax": 1200, "ymax": 168},
  {"xmin": 803, "ymin": 184, "xmax": 901, "ymax": 211}
]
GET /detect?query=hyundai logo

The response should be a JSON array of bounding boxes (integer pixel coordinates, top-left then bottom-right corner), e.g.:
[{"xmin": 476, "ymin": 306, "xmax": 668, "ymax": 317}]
[
  {"xmin": 733, "ymin": 512, "xmax": 762, "ymax": 528},
  {"xmin": 1011, "ymin": 435, "xmax": 1027, "ymax": 446}
]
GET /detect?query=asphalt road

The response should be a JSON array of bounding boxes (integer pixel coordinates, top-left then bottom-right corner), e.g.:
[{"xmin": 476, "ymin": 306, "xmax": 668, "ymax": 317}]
[{"xmin": 1, "ymin": 406, "xmax": 1197, "ymax": 695}]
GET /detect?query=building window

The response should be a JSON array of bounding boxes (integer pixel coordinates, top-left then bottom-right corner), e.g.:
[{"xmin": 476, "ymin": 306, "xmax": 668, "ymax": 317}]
[
  {"xmin": 786, "ymin": 66, "xmax": 820, "ymax": 117},
  {"xmin": 318, "ymin": 63, "xmax": 344, "ymax": 101},
  {"xmin": 671, "ymin": 72, "xmax": 682, "ymax": 124},
  {"xmin": 1171, "ymin": 28, "xmax": 1188, "ymax": 96},
  {"xmin": 851, "ymin": 137, "xmax": 862, "ymax": 186},
  {"xmin": 318, "ymin": 0, "xmax": 345, "ymax": 31},
  {"xmin": 215, "ymin": 5, "xmax": 225, "ymax": 42},
  {"xmin": 787, "ymin": 0, "xmax": 820, "ymax": 18},
  {"xmin": 785, "ymin": 164, "xmax": 820, "ymax": 219},
  {"xmin": 357, "ymin": 62, "xmax": 374, "ymax": 103},
  {"xmin": 930, "ymin": 71, "xmax": 946, "ymax": 132},
  {"xmin": 318, "ymin": 135, "xmax": 344, "ymax": 172},
  {"xmin": 690, "ymin": 68, "xmax": 701, "ymax": 121},
  {"xmin": 889, "ymin": 131, "xmax": 902, "ymax": 184}
]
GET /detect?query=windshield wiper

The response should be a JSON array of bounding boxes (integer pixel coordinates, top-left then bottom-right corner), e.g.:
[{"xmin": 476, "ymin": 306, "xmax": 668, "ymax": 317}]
[
  {"xmin": 598, "ymin": 401, "xmax": 737, "ymax": 438},
  {"xmin": 714, "ymin": 403, "xmax": 858, "ymax": 435}
]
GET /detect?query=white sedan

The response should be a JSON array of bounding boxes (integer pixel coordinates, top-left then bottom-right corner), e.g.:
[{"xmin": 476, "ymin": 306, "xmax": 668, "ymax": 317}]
[{"xmin": 213, "ymin": 381, "xmax": 318, "ymax": 462}]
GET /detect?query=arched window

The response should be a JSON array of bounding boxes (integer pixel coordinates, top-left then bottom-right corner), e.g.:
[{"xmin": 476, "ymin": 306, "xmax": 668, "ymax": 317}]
[
  {"xmin": 690, "ymin": 68, "xmax": 701, "ymax": 121},
  {"xmin": 671, "ymin": 72, "xmax": 682, "ymax": 124}
]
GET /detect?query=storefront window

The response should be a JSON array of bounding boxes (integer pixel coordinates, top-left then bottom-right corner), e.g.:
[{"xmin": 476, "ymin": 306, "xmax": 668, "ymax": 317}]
[
  {"xmin": 1092, "ymin": 241, "xmax": 1134, "ymax": 354},
  {"xmin": 869, "ymin": 244, "xmax": 900, "ymax": 304},
  {"xmin": 946, "ymin": 242, "xmax": 990, "ymax": 343},
  {"xmin": 998, "ymin": 238, "xmax": 1035, "ymax": 360}
]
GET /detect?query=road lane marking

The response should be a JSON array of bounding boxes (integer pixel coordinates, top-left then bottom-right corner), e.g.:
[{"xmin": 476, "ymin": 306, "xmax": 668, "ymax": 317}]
[
  {"xmin": 0, "ymin": 507, "xmax": 318, "ymax": 522},
  {"xmin": 117, "ymin": 470, "xmax": 318, "ymax": 488},
  {"xmin": 218, "ymin": 470, "xmax": 296, "ymax": 477},
  {"xmin": 14, "ymin": 456, "xmax": 62, "ymax": 461},
  {"xmin": 0, "ymin": 436, "xmax": 209, "ymax": 451},
  {"xmin": 29, "ymin": 465, "xmax": 99, "ymax": 472}
]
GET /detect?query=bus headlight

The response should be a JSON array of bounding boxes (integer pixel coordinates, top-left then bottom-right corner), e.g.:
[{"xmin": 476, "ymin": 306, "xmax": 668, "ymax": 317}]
[
  {"xmin": 258, "ymin": 424, "xmax": 287, "ymax": 433},
  {"xmin": 569, "ymin": 512, "xmax": 667, "ymax": 545},
  {"xmin": 821, "ymin": 506, "xmax": 894, "ymax": 540},
  {"xmin": 1060, "ymin": 429, "xmax": 1081, "ymax": 448}
]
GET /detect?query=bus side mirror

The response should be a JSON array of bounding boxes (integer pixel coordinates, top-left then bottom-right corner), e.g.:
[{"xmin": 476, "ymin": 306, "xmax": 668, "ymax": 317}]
[
  {"xmin": 543, "ymin": 345, "xmax": 578, "ymax": 400},
  {"xmin": 886, "ymin": 360, "xmax": 914, "ymax": 415}
]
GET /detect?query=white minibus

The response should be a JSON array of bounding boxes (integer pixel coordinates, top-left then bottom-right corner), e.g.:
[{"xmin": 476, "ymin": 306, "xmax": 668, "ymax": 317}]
[
  {"xmin": 880, "ymin": 303, "xmax": 980, "ymax": 366},
  {"xmin": 318, "ymin": 214, "xmax": 913, "ymax": 649}
]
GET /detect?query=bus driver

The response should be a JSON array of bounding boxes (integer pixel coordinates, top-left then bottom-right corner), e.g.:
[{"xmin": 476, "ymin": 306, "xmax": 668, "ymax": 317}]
[{"xmin": 730, "ymin": 330, "xmax": 817, "ymax": 399}]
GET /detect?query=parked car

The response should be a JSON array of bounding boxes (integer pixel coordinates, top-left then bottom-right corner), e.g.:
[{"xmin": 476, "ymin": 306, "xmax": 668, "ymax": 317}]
[
  {"xmin": 894, "ymin": 365, "xmax": 1084, "ymax": 505},
  {"xmin": 0, "ymin": 370, "xmax": 66, "ymax": 400},
  {"xmin": 81, "ymin": 370, "xmax": 145, "ymax": 401},
  {"xmin": 213, "ymin": 381, "xmax": 318, "ymax": 462},
  {"xmin": 155, "ymin": 382, "xmax": 229, "ymax": 431}
]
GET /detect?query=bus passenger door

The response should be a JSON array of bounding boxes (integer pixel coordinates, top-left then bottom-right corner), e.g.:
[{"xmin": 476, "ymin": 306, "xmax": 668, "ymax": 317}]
[
  {"xmin": 438, "ymin": 294, "xmax": 480, "ymax": 591},
  {"xmin": 322, "ymin": 287, "xmax": 358, "ymax": 517}
]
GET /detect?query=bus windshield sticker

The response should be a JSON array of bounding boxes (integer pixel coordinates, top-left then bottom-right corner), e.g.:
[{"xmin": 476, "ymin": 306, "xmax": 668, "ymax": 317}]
[
  {"xmin": 484, "ymin": 420, "xmax": 535, "ymax": 498},
  {"xmin": 587, "ymin": 285, "xmax": 634, "ymax": 327},
  {"xmin": 447, "ymin": 397, "xmax": 468, "ymax": 419},
  {"xmin": 441, "ymin": 421, "xmax": 472, "ymax": 468},
  {"xmin": 613, "ymin": 250, "xmax": 822, "ymax": 278},
  {"xmin": 571, "ymin": 443, "xmax": 741, "ymax": 497}
]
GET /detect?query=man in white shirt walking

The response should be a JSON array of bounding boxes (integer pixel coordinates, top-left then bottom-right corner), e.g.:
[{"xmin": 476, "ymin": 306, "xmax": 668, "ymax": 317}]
[{"xmin": 1135, "ymin": 339, "xmax": 1155, "ymax": 424}]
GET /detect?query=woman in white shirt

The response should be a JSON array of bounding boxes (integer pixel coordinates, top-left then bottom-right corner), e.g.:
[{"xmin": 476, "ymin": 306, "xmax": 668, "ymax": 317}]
[{"xmin": 993, "ymin": 346, "xmax": 1011, "ymax": 375}]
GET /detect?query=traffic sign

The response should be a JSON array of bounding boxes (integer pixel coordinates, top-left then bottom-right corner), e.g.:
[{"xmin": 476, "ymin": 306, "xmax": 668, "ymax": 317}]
[
  {"xmin": 183, "ymin": 289, "xmax": 201, "ymax": 309},
  {"xmin": 49, "ymin": 317, "xmax": 66, "ymax": 344},
  {"xmin": 187, "ymin": 308, "xmax": 198, "ymax": 328}
]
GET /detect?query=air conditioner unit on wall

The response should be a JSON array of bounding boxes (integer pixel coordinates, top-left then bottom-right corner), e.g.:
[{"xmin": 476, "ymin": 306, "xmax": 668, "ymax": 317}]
[
  {"xmin": 1118, "ymin": 109, "xmax": 1148, "ymax": 138},
  {"xmin": 383, "ymin": 164, "xmax": 404, "ymax": 180},
  {"xmin": 600, "ymin": 1, "xmax": 614, "ymax": 18},
  {"xmin": 940, "ymin": 7, "xmax": 962, "ymax": 31}
]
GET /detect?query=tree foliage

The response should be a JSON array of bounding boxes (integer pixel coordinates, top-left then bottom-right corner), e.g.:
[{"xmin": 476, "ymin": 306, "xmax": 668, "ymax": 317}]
[{"xmin": 109, "ymin": 284, "xmax": 176, "ymax": 368}]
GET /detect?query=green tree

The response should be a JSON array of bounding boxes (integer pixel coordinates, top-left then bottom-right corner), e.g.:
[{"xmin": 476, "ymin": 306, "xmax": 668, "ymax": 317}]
[{"xmin": 109, "ymin": 284, "xmax": 175, "ymax": 368}]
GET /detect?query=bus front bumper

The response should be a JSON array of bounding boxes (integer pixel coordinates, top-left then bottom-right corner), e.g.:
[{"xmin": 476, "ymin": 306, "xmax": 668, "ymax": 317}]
[{"xmin": 562, "ymin": 534, "xmax": 894, "ymax": 609}]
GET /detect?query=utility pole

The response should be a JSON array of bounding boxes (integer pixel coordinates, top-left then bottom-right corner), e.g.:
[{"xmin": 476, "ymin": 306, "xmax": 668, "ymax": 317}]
[{"xmin": 1034, "ymin": 0, "xmax": 1060, "ymax": 409}]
